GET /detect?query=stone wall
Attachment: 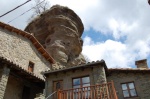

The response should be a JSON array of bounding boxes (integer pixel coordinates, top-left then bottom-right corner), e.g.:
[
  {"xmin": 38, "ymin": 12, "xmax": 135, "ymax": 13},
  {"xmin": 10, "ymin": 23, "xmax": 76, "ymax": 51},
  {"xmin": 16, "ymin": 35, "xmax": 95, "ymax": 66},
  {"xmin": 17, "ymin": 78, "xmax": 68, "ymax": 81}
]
[
  {"xmin": 4, "ymin": 75, "xmax": 23, "ymax": 99},
  {"xmin": 4, "ymin": 74, "xmax": 43, "ymax": 99},
  {"xmin": 45, "ymin": 65, "xmax": 106, "ymax": 97},
  {"xmin": 107, "ymin": 72, "xmax": 150, "ymax": 99},
  {"xmin": 0, "ymin": 66, "xmax": 10, "ymax": 98},
  {"xmin": 0, "ymin": 28, "xmax": 51, "ymax": 79},
  {"xmin": 92, "ymin": 66, "xmax": 107, "ymax": 84}
]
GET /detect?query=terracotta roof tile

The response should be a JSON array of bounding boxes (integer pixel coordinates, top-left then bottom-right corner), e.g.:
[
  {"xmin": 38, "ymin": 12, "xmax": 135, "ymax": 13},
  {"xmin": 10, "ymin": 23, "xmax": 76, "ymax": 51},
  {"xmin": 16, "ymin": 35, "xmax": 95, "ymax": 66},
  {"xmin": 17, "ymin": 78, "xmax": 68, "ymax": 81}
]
[
  {"xmin": 0, "ymin": 21, "xmax": 55, "ymax": 64},
  {"xmin": 43, "ymin": 60, "xmax": 108, "ymax": 75},
  {"xmin": 0, "ymin": 56, "xmax": 44, "ymax": 82},
  {"xmin": 108, "ymin": 68, "xmax": 150, "ymax": 73}
]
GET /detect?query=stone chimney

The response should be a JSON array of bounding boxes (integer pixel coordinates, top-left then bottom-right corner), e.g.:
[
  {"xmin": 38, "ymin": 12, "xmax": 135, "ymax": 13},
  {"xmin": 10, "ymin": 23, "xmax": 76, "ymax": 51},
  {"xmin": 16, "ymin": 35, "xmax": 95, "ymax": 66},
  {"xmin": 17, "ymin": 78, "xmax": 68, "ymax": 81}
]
[{"xmin": 135, "ymin": 59, "xmax": 148, "ymax": 69}]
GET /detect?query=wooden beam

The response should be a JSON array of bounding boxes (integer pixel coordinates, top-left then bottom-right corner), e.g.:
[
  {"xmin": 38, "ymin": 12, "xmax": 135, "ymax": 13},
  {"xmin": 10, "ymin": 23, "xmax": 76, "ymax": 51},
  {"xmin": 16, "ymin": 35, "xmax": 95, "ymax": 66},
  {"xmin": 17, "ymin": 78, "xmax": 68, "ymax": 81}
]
[
  {"xmin": 17, "ymin": 71, "xmax": 26, "ymax": 75},
  {"xmin": 24, "ymin": 33, "xmax": 29, "ymax": 37},
  {"xmin": 28, "ymin": 36, "xmax": 33, "ymax": 40},
  {"xmin": 10, "ymin": 28, "xmax": 14, "ymax": 32},
  {"xmin": 42, "ymin": 52, "xmax": 46, "ymax": 55},
  {"xmin": 3, "ymin": 25, "xmax": 7, "ymax": 29},
  {"xmin": 47, "ymin": 57, "xmax": 51, "ymax": 60},
  {"xmin": 37, "ymin": 47, "xmax": 42, "ymax": 50},
  {"xmin": 33, "ymin": 41, "xmax": 37, "ymax": 45},
  {"xmin": 25, "ymin": 76, "xmax": 35, "ymax": 79},
  {"xmin": 81, "ymin": 67, "xmax": 85, "ymax": 71}
]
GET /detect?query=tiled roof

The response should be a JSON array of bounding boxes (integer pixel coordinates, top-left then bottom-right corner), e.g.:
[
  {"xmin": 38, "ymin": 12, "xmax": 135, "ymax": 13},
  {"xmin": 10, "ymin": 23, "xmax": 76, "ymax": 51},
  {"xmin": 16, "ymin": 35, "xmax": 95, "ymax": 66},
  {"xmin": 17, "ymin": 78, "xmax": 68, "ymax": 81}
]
[
  {"xmin": 0, "ymin": 21, "xmax": 55, "ymax": 64},
  {"xmin": 108, "ymin": 68, "xmax": 150, "ymax": 73},
  {"xmin": 0, "ymin": 56, "xmax": 44, "ymax": 82},
  {"xmin": 43, "ymin": 60, "xmax": 108, "ymax": 75}
]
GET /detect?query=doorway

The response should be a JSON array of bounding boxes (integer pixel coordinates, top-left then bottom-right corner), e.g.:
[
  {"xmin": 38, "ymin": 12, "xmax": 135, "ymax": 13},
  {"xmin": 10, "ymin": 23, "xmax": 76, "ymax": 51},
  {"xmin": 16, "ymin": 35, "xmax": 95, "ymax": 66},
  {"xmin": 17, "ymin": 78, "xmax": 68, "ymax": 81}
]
[
  {"xmin": 53, "ymin": 80, "xmax": 63, "ymax": 98},
  {"xmin": 22, "ymin": 86, "xmax": 31, "ymax": 99}
]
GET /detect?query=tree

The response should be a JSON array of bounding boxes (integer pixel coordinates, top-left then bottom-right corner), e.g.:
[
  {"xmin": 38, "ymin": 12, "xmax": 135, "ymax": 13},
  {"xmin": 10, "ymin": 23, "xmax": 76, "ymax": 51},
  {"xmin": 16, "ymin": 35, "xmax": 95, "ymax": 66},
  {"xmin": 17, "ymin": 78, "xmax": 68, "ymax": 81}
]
[
  {"xmin": 83, "ymin": 54, "xmax": 91, "ymax": 63},
  {"xmin": 28, "ymin": 0, "xmax": 50, "ymax": 22},
  {"xmin": 33, "ymin": 0, "xmax": 50, "ymax": 15}
]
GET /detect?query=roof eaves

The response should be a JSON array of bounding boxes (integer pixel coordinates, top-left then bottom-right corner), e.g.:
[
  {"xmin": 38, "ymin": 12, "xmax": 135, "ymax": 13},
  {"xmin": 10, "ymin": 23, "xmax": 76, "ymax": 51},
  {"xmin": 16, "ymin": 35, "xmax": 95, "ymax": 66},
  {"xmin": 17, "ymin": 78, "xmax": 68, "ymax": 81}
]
[
  {"xmin": 0, "ymin": 21, "xmax": 55, "ymax": 64},
  {"xmin": 0, "ymin": 56, "xmax": 44, "ymax": 82},
  {"xmin": 108, "ymin": 68, "xmax": 150, "ymax": 72},
  {"xmin": 43, "ymin": 60, "xmax": 108, "ymax": 75}
]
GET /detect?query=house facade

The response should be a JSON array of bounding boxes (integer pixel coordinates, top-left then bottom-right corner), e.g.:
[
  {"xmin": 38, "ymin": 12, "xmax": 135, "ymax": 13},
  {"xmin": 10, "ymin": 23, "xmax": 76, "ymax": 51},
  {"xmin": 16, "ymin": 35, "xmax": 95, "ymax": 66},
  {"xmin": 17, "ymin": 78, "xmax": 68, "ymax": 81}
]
[
  {"xmin": 107, "ymin": 59, "xmax": 150, "ymax": 99},
  {"xmin": 0, "ymin": 22, "xmax": 54, "ymax": 99},
  {"xmin": 0, "ymin": 5, "xmax": 150, "ymax": 99},
  {"xmin": 43, "ymin": 59, "xmax": 150, "ymax": 99},
  {"xmin": 44, "ymin": 60, "xmax": 109, "ymax": 98}
]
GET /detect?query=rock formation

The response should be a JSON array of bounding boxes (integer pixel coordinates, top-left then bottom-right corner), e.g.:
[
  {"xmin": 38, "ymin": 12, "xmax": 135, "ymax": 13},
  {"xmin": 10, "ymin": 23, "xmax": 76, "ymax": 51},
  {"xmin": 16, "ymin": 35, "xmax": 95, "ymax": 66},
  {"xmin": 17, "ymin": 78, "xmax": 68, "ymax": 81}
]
[{"xmin": 25, "ymin": 5, "xmax": 86, "ymax": 69}]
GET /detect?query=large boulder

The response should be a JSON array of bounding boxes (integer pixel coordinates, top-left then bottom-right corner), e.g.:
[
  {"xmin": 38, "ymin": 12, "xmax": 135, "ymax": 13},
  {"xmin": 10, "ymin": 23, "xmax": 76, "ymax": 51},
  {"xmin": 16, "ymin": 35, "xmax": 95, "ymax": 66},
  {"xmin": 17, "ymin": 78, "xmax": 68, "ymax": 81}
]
[{"xmin": 25, "ymin": 5, "xmax": 86, "ymax": 69}]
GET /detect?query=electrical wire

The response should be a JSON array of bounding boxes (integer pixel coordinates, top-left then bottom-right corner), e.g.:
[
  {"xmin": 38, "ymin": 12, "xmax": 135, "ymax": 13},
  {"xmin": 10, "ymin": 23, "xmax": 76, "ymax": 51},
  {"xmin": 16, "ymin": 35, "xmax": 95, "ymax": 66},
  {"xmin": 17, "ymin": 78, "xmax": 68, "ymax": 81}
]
[
  {"xmin": 0, "ymin": 0, "xmax": 32, "ymax": 18},
  {"xmin": 7, "ymin": 0, "xmax": 46, "ymax": 23}
]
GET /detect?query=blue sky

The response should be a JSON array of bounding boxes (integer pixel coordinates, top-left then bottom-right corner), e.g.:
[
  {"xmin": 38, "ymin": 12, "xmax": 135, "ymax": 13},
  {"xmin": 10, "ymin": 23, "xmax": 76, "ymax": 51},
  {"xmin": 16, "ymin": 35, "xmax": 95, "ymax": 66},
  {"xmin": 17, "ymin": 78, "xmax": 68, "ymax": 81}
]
[
  {"xmin": 82, "ymin": 29, "xmax": 115, "ymax": 43},
  {"xmin": 0, "ymin": 0, "xmax": 150, "ymax": 68}
]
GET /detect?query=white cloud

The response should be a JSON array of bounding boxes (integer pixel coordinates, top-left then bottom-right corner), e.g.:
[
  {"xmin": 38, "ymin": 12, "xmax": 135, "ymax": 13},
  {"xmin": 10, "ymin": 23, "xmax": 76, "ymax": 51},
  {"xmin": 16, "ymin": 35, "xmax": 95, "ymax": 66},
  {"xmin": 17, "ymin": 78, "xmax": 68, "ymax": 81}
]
[
  {"xmin": 82, "ymin": 36, "xmax": 132, "ymax": 68},
  {"xmin": 0, "ymin": 0, "xmax": 150, "ymax": 68},
  {"xmin": 82, "ymin": 36, "xmax": 150, "ymax": 68}
]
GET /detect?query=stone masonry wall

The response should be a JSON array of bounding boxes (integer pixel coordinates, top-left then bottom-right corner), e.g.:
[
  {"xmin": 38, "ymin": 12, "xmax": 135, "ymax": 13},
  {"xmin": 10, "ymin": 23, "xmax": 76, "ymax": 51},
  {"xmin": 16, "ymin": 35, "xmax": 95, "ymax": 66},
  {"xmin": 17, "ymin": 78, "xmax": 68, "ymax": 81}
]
[
  {"xmin": 107, "ymin": 72, "xmax": 150, "ymax": 99},
  {"xmin": 4, "ymin": 74, "xmax": 23, "ymax": 99},
  {"xmin": 0, "ymin": 28, "xmax": 51, "ymax": 79},
  {"xmin": 0, "ymin": 66, "xmax": 10, "ymax": 99},
  {"xmin": 4, "ymin": 74, "xmax": 43, "ymax": 99},
  {"xmin": 46, "ymin": 65, "xmax": 106, "ymax": 97},
  {"xmin": 93, "ymin": 66, "xmax": 107, "ymax": 84}
]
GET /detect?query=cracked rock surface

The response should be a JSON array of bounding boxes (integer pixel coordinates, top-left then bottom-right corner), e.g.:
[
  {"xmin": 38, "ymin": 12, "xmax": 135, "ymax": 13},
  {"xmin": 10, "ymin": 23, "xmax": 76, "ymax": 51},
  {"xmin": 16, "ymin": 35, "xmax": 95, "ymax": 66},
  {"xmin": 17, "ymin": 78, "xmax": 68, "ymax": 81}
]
[{"xmin": 25, "ymin": 5, "xmax": 86, "ymax": 69}]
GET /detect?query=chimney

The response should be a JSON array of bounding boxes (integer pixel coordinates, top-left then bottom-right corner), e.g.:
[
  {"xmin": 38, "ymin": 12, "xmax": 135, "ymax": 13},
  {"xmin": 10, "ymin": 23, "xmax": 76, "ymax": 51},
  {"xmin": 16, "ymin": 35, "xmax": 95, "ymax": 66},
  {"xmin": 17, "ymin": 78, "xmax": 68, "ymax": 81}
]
[{"xmin": 135, "ymin": 59, "xmax": 148, "ymax": 69}]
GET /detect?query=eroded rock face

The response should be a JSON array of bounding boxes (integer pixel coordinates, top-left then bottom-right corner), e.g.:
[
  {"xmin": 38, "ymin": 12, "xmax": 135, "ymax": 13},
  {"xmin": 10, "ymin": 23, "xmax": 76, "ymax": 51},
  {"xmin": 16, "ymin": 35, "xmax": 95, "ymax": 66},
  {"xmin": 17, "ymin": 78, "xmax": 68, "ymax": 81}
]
[{"xmin": 25, "ymin": 5, "xmax": 86, "ymax": 69}]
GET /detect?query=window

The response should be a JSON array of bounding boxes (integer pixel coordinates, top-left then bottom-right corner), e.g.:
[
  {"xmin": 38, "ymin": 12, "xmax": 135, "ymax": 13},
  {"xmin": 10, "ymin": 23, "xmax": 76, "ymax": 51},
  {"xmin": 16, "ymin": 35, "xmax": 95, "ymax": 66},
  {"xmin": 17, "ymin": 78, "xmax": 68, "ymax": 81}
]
[
  {"xmin": 73, "ymin": 76, "xmax": 90, "ymax": 88},
  {"xmin": 73, "ymin": 76, "xmax": 90, "ymax": 98},
  {"xmin": 28, "ymin": 61, "xmax": 34, "ymax": 72},
  {"xmin": 121, "ymin": 82, "xmax": 137, "ymax": 98}
]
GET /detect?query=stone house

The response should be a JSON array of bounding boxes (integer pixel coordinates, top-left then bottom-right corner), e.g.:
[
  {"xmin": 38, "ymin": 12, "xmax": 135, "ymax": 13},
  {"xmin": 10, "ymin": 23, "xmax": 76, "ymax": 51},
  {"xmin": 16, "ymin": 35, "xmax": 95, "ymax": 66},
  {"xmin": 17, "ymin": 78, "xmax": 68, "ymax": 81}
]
[
  {"xmin": 43, "ymin": 60, "xmax": 111, "ymax": 99},
  {"xmin": 43, "ymin": 59, "xmax": 150, "ymax": 99},
  {"xmin": 107, "ymin": 59, "xmax": 150, "ymax": 99},
  {"xmin": 0, "ymin": 22, "xmax": 150, "ymax": 99},
  {"xmin": 0, "ymin": 21, "xmax": 54, "ymax": 99},
  {"xmin": 0, "ymin": 5, "xmax": 150, "ymax": 99}
]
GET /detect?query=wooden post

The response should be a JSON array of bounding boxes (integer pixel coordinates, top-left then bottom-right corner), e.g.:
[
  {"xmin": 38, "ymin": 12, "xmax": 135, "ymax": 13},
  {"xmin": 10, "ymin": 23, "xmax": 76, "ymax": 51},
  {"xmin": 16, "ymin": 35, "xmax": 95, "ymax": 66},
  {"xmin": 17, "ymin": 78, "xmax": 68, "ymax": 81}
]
[
  {"xmin": 58, "ymin": 89, "xmax": 61, "ymax": 99},
  {"xmin": 111, "ymin": 81, "xmax": 118, "ymax": 99}
]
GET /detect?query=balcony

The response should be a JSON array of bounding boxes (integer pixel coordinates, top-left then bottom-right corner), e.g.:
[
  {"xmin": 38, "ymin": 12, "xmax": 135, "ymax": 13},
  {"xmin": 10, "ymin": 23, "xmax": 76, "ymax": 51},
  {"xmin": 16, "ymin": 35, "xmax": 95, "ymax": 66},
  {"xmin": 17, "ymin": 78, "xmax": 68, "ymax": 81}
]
[{"xmin": 57, "ymin": 81, "xmax": 118, "ymax": 99}]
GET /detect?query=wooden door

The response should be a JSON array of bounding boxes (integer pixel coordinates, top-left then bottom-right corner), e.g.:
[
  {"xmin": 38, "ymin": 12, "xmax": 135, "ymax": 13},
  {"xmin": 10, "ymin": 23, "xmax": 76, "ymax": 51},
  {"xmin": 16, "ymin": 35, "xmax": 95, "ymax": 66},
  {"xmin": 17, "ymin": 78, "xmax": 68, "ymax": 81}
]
[{"xmin": 53, "ymin": 80, "xmax": 63, "ymax": 99}]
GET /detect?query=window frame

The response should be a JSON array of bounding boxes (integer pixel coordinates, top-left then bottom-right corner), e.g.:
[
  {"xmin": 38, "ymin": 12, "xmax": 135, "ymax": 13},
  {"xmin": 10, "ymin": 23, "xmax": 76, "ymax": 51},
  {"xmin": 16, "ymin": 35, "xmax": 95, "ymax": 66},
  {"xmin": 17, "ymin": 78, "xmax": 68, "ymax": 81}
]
[
  {"xmin": 28, "ymin": 61, "xmax": 34, "ymax": 72},
  {"xmin": 121, "ymin": 82, "xmax": 138, "ymax": 98},
  {"xmin": 72, "ymin": 76, "xmax": 90, "ymax": 88},
  {"xmin": 72, "ymin": 76, "xmax": 91, "ymax": 98}
]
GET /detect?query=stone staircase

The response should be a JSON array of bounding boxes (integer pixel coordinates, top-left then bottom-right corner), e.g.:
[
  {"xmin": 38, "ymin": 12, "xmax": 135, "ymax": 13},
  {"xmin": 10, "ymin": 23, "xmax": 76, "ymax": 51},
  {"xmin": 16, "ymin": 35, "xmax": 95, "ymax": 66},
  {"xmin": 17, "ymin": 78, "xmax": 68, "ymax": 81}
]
[{"xmin": 34, "ymin": 93, "xmax": 45, "ymax": 99}]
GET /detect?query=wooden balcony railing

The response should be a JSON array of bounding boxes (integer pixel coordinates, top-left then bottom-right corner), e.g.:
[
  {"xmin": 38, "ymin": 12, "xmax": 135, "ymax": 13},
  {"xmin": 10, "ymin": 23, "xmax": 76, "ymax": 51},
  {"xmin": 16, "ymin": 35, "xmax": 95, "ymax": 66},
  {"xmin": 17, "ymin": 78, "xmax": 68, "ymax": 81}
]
[{"xmin": 58, "ymin": 81, "xmax": 118, "ymax": 99}]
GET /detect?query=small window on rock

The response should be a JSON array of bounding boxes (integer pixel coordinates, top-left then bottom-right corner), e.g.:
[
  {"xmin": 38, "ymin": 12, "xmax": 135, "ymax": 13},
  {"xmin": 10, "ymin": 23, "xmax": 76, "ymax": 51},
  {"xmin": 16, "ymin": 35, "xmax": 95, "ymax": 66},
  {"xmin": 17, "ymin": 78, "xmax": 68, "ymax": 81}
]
[{"xmin": 28, "ymin": 61, "xmax": 34, "ymax": 72}]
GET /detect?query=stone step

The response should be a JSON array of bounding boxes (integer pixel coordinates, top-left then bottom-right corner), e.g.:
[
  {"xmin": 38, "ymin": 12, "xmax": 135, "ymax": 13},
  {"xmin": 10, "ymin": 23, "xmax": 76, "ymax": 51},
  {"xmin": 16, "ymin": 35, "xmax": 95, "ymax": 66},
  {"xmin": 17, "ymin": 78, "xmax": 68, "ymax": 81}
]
[{"xmin": 34, "ymin": 93, "xmax": 45, "ymax": 99}]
